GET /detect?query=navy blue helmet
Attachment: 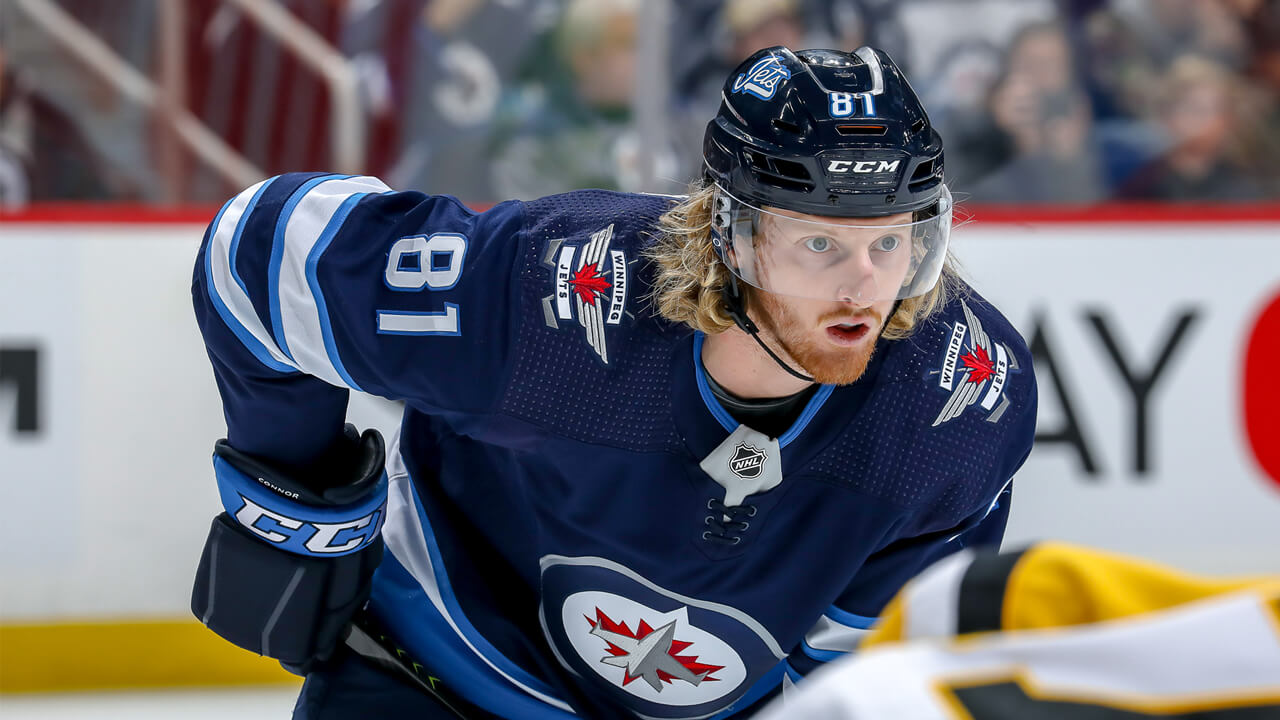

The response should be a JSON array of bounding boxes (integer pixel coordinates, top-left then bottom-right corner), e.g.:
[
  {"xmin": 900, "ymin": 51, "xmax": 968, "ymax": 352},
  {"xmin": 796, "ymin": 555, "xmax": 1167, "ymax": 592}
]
[{"xmin": 703, "ymin": 46, "xmax": 945, "ymax": 218}]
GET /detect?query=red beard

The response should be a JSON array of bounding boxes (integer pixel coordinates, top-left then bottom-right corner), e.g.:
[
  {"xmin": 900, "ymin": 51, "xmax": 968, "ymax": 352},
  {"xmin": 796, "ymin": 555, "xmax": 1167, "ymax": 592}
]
[{"xmin": 751, "ymin": 290, "xmax": 884, "ymax": 386}]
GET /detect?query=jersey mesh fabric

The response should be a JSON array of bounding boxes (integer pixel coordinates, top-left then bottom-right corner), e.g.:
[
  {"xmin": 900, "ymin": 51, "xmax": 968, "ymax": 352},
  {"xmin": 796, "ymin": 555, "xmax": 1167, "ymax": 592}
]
[
  {"xmin": 805, "ymin": 292, "xmax": 1029, "ymax": 529},
  {"xmin": 500, "ymin": 190, "xmax": 687, "ymax": 453}
]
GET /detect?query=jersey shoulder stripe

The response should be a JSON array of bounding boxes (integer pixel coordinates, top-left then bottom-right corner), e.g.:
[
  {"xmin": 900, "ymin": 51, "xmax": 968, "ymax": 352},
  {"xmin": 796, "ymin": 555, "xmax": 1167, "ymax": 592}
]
[
  {"xmin": 204, "ymin": 176, "xmax": 298, "ymax": 374},
  {"xmin": 270, "ymin": 174, "xmax": 392, "ymax": 389},
  {"xmin": 267, "ymin": 173, "xmax": 356, "ymax": 363}
]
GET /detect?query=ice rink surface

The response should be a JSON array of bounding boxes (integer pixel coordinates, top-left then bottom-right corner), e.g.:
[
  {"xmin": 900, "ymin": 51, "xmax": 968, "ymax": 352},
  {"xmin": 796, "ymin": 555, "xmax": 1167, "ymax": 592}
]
[{"xmin": 0, "ymin": 687, "xmax": 302, "ymax": 719}]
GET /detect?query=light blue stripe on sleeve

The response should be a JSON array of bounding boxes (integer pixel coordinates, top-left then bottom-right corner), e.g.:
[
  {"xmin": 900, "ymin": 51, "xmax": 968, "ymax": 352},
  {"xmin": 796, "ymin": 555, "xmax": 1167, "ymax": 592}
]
[
  {"xmin": 274, "ymin": 175, "xmax": 391, "ymax": 389},
  {"xmin": 374, "ymin": 447, "xmax": 574, "ymax": 715},
  {"xmin": 307, "ymin": 192, "xmax": 370, "ymax": 392},
  {"xmin": 800, "ymin": 605, "xmax": 877, "ymax": 663},
  {"xmin": 268, "ymin": 174, "xmax": 352, "ymax": 361}
]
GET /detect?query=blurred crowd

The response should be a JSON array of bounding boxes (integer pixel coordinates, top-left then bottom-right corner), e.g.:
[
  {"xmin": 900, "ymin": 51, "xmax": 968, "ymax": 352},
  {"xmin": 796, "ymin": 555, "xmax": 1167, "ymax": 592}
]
[{"xmin": 1, "ymin": 0, "xmax": 1279, "ymax": 207}]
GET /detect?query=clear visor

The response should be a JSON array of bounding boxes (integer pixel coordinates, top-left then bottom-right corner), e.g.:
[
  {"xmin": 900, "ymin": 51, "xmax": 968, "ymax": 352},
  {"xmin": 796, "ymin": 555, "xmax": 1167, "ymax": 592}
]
[{"xmin": 711, "ymin": 184, "xmax": 952, "ymax": 303}]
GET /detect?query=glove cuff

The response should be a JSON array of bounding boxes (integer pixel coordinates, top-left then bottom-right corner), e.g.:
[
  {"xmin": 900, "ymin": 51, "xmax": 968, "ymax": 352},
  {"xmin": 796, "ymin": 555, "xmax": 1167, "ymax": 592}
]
[{"xmin": 213, "ymin": 438, "xmax": 388, "ymax": 557}]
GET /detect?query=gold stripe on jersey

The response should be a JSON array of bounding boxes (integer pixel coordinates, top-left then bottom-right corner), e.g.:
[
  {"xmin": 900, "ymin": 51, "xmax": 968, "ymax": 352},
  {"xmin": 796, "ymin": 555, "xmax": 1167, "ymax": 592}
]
[
  {"xmin": 863, "ymin": 542, "xmax": 1280, "ymax": 649},
  {"xmin": 1002, "ymin": 543, "xmax": 1276, "ymax": 632}
]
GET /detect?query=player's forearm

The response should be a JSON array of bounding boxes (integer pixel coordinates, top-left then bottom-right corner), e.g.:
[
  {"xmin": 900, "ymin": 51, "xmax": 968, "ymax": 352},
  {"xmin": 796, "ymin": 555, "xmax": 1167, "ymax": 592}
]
[{"xmin": 192, "ymin": 179, "xmax": 355, "ymax": 476}]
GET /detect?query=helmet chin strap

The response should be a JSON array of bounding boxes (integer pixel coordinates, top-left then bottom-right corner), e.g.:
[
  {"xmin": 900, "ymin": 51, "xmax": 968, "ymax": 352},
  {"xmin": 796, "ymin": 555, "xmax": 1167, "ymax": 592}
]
[{"xmin": 722, "ymin": 276, "xmax": 816, "ymax": 385}]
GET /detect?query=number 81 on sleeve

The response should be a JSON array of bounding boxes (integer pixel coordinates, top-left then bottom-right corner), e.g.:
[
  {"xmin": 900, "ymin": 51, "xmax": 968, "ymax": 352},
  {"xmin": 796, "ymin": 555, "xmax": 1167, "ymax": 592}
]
[{"xmin": 376, "ymin": 233, "xmax": 467, "ymax": 336}]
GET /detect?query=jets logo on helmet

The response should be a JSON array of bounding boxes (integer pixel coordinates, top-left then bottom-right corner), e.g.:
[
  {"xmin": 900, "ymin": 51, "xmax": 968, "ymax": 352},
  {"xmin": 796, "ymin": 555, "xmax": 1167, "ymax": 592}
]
[{"xmin": 731, "ymin": 55, "xmax": 791, "ymax": 101}]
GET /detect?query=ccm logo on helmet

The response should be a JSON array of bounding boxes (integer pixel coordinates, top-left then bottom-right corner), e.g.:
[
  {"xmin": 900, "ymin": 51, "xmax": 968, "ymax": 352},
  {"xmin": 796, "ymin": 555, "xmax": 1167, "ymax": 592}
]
[{"xmin": 827, "ymin": 160, "xmax": 901, "ymax": 174}]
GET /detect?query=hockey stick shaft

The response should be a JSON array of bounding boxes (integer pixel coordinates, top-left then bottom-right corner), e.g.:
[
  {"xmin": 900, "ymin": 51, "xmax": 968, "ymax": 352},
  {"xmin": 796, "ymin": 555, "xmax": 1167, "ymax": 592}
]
[{"xmin": 343, "ymin": 611, "xmax": 480, "ymax": 720}]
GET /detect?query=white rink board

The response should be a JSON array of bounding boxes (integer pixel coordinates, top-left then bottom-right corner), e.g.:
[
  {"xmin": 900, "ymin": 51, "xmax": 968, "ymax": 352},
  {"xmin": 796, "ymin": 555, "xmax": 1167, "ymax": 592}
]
[
  {"xmin": 0, "ymin": 223, "xmax": 401, "ymax": 621},
  {"xmin": 0, "ymin": 219, "xmax": 1276, "ymax": 622},
  {"xmin": 952, "ymin": 220, "xmax": 1280, "ymax": 572}
]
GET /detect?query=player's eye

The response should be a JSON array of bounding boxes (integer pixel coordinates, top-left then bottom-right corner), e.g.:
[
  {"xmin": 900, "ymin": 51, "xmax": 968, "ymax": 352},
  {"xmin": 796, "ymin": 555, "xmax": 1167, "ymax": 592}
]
[
  {"xmin": 803, "ymin": 236, "xmax": 834, "ymax": 253},
  {"xmin": 873, "ymin": 234, "xmax": 902, "ymax": 252}
]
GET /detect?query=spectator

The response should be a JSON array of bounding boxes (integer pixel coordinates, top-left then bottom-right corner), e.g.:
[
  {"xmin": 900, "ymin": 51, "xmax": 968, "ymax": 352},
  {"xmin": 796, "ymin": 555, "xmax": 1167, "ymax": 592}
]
[
  {"xmin": 915, "ymin": 40, "xmax": 1007, "ymax": 188},
  {"xmin": 1120, "ymin": 53, "xmax": 1269, "ymax": 201},
  {"xmin": 384, "ymin": 0, "xmax": 558, "ymax": 200},
  {"xmin": 969, "ymin": 21, "xmax": 1108, "ymax": 204},
  {"xmin": 893, "ymin": 0, "xmax": 1056, "ymax": 85},
  {"xmin": 487, "ymin": 0, "xmax": 680, "ymax": 199},
  {"xmin": 669, "ymin": 0, "xmax": 811, "ymax": 191},
  {"xmin": 877, "ymin": 0, "xmax": 1060, "ymax": 191},
  {"xmin": 1078, "ymin": 0, "xmax": 1251, "ymax": 122},
  {"xmin": 807, "ymin": 0, "xmax": 910, "ymax": 67},
  {"xmin": 1241, "ymin": 0, "xmax": 1280, "ymax": 196},
  {"xmin": 725, "ymin": 0, "xmax": 805, "ymax": 64}
]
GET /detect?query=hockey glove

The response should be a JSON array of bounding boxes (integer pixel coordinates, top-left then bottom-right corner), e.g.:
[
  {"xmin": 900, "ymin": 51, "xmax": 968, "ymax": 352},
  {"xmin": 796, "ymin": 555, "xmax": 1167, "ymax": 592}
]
[{"xmin": 191, "ymin": 426, "xmax": 388, "ymax": 675}]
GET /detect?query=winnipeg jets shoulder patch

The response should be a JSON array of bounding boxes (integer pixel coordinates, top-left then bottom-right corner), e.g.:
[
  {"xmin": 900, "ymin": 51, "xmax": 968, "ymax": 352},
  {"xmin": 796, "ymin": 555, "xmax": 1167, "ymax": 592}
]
[
  {"xmin": 929, "ymin": 298, "xmax": 1021, "ymax": 426},
  {"xmin": 540, "ymin": 224, "xmax": 633, "ymax": 364}
]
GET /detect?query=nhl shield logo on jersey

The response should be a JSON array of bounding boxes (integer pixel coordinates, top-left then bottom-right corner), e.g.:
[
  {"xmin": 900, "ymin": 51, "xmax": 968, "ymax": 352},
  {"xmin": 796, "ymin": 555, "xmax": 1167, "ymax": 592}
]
[
  {"xmin": 541, "ymin": 224, "xmax": 632, "ymax": 364},
  {"xmin": 541, "ymin": 555, "xmax": 784, "ymax": 718},
  {"xmin": 728, "ymin": 443, "xmax": 767, "ymax": 479},
  {"xmin": 929, "ymin": 299, "xmax": 1020, "ymax": 426}
]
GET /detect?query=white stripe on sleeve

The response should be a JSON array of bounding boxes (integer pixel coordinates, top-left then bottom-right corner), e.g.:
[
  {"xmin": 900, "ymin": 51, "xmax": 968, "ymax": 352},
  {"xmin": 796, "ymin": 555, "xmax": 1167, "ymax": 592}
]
[
  {"xmin": 276, "ymin": 175, "xmax": 391, "ymax": 387},
  {"xmin": 207, "ymin": 179, "xmax": 298, "ymax": 372}
]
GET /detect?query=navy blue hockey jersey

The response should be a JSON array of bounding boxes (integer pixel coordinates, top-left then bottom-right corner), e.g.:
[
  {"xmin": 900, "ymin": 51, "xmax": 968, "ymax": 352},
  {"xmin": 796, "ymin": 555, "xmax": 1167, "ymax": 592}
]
[{"xmin": 193, "ymin": 173, "xmax": 1037, "ymax": 719}]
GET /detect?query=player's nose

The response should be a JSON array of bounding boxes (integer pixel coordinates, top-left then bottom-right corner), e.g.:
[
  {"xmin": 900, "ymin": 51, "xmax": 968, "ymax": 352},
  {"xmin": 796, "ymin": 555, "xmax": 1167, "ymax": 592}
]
[
  {"xmin": 834, "ymin": 256, "xmax": 879, "ymax": 304},
  {"xmin": 835, "ymin": 284, "xmax": 877, "ymax": 306}
]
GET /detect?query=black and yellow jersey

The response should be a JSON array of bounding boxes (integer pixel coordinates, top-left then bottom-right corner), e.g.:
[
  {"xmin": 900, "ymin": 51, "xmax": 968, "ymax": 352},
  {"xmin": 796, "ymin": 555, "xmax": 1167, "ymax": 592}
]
[{"xmin": 760, "ymin": 542, "xmax": 1280, "ymax": 719}]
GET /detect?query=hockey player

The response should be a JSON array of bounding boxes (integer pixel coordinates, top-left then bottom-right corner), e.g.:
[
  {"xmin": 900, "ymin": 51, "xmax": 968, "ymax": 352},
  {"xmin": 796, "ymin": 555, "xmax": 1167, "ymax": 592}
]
[
  {"xmin": 754, "ymin": 542, "xmax": 1280, "ymax": 718},
  {"xmin": 190, "ymin": 46, "xmax": 1037, "ymax": 719}
]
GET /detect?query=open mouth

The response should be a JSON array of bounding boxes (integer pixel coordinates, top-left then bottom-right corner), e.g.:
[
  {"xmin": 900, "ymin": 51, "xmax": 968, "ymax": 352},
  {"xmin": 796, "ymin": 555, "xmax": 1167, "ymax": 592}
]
[{"xmin": 825, "ymin": 321, "xmax": 871, "ymax": 346}]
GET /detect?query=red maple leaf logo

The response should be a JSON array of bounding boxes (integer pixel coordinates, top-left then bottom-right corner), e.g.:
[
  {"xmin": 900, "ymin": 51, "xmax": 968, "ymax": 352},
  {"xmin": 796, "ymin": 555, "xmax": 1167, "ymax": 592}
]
[
  {"xmin": 570, "ymin": 263, "xmax": 612, "ymax": 306},
  {"xmin": 961, "ymin": 345, "xmax": 996, "ymax": 385},
  {"xmin": 586, "ymin": 608, "xmax": 724, "ymax": 686}
]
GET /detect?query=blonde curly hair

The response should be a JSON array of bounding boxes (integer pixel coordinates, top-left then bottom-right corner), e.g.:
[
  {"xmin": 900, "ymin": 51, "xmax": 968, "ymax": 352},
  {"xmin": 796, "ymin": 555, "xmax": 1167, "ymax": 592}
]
[{"xmin": 645, "ymin": 180, "xmax": 962, "ymax": 340}]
